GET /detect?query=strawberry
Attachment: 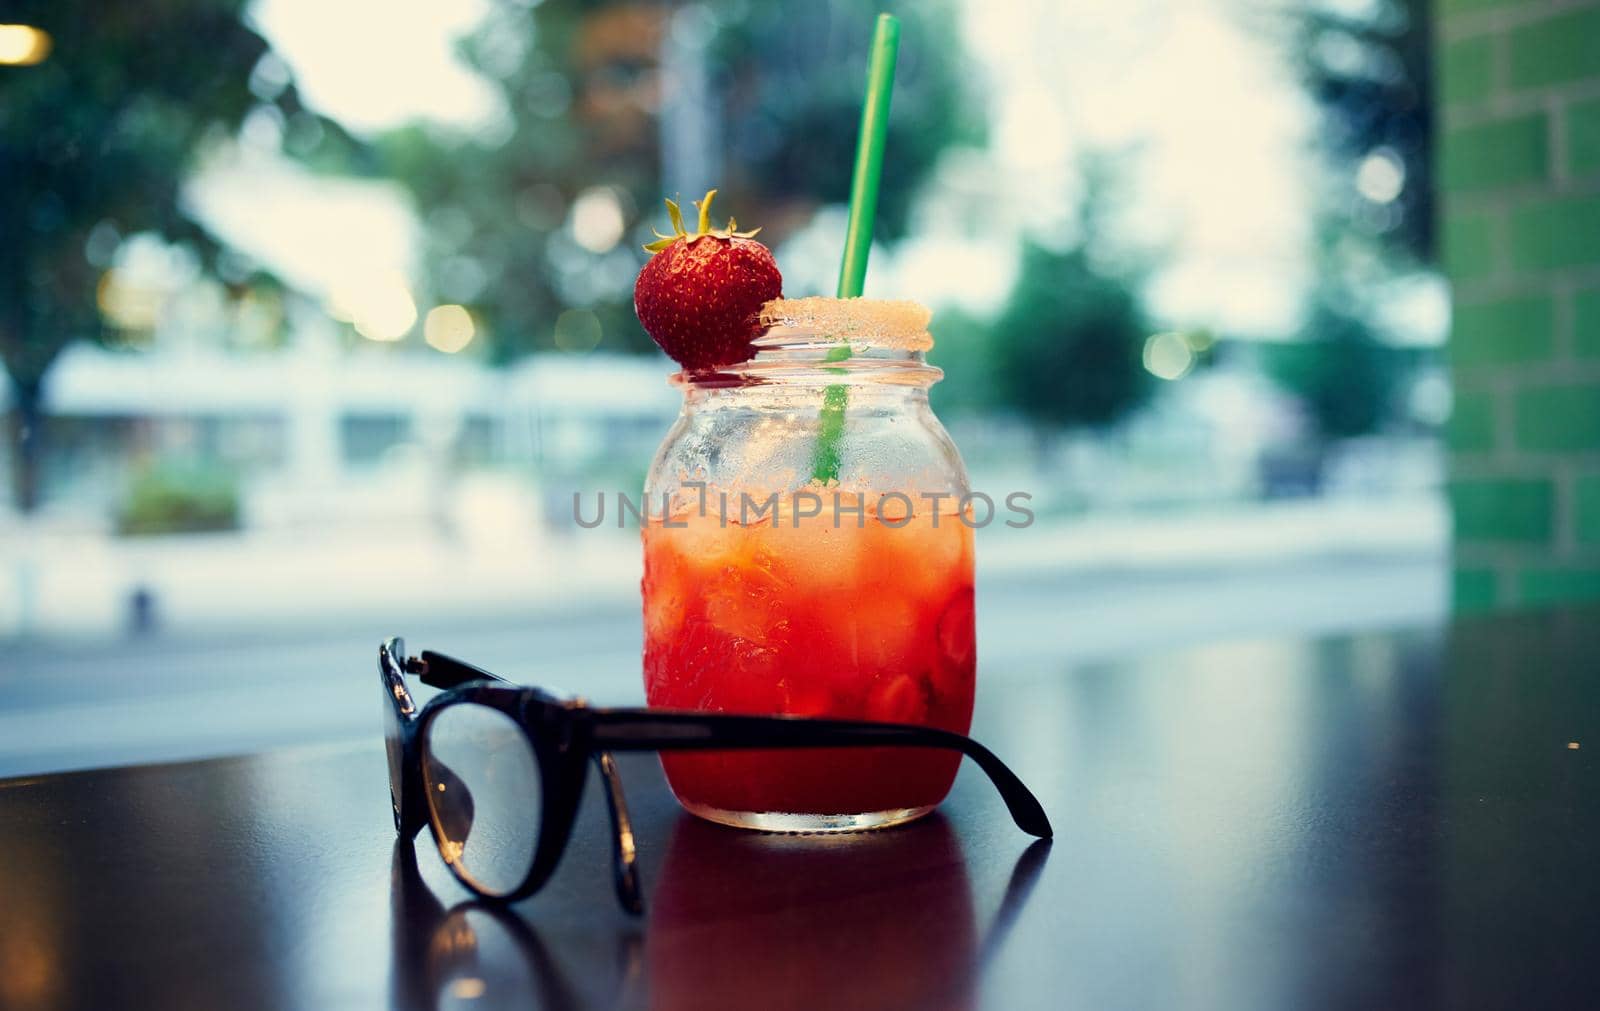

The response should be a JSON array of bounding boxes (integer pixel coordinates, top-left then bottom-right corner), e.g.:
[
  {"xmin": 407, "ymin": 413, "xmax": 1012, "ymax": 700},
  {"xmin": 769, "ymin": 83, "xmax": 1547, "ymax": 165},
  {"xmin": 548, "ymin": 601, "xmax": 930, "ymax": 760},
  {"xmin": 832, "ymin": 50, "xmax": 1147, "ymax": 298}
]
[{"xmin": 634, "ymin": 189, "xmax": 783, "ymax": 371}]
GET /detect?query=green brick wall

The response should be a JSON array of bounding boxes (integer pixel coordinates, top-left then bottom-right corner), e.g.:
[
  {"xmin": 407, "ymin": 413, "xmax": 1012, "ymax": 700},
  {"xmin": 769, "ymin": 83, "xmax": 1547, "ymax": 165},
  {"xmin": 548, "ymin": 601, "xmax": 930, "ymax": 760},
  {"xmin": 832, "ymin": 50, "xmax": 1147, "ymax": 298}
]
[{"xmin": 1439, "ymin": 0, "xmax": 1600, "ymax": 612}]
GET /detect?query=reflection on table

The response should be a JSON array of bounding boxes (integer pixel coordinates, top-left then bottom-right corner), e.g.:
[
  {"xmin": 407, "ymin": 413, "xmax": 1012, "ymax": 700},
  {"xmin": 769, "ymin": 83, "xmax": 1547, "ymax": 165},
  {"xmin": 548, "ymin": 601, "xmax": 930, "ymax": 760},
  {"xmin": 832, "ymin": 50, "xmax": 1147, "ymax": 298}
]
[{"xmin": 390, "ymin": 814, "xmax": 1048, "ymax": 1011}]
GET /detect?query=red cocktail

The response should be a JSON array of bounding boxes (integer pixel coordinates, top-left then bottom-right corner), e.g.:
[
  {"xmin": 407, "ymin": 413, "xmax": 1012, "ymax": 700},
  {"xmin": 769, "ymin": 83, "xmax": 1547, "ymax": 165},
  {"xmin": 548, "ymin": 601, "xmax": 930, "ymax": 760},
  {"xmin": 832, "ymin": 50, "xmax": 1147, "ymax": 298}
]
[{"xmin": 642, "ymin": 499, "xmax": 975, "ymax": 828}]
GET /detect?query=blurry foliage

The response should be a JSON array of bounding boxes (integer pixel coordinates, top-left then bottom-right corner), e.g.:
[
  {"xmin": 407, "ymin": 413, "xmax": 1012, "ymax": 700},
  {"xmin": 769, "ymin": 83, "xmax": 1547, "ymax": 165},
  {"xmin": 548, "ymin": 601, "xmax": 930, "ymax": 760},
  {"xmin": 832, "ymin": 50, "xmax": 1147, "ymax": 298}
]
[
  {"xmin": 992, "ymin": 241, "xmax": 1151, "ymax": 433},
  {"xmin": 1, "ymin": 0, "xmax": 1435, "ymax": 521},
  {"xmin": 0, "ymin": 0, "xmax": 348, "ymax": 511},
  {"xmin": 927, "ymin": 309, "xmax": 1000, "ymax": 417},
  {"xmin": 711, "ymin": 1, "xmax": 980, "ymax": 242},
  {"xmin": 1274, "ymin": 0, "xmax": 1431, "ymax": 449},
  {"xmin": 1263, "ymin": 296, "xmax": 1402, "ymax": 443},
  {"xmin": 932, "ymin": 154, "xmax": 1154, "ymax": 431},
  {"xmin": 117, "ymin": 463, "xmax": 240, "ymax": 536},
  {"xmin": 1294, "ymin": 0, "xmax": 1432, "ymax": 257},
  {"xmin": 377, "ymin": 0, "xmax": 977, "ymax": 363}
]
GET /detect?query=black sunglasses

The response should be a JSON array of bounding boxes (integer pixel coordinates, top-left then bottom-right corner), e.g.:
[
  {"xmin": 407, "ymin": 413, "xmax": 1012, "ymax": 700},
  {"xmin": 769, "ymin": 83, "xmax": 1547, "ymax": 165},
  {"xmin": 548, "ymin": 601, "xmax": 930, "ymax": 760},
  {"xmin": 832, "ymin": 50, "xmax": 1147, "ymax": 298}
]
[{"xmin": 380, "ymin": 636, "xmax": 1051, "ymax": 914}]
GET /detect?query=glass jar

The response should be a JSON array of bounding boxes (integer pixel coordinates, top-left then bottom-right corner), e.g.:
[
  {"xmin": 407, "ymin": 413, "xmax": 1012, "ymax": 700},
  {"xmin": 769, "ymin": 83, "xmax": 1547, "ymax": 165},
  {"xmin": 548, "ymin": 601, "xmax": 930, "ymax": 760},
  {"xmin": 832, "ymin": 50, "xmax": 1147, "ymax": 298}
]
[{"xmin": 640, "ymin": 297, "xmax": 976, "ymax": 832}]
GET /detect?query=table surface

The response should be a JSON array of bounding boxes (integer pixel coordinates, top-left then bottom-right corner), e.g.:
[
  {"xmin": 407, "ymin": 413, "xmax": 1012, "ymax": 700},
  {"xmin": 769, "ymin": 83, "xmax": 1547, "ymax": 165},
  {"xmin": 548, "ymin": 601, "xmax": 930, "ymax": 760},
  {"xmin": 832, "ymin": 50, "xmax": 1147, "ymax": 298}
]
[{"xmin": 1, "ymin": 607, "xmax": 1596, "ymax": 1011}]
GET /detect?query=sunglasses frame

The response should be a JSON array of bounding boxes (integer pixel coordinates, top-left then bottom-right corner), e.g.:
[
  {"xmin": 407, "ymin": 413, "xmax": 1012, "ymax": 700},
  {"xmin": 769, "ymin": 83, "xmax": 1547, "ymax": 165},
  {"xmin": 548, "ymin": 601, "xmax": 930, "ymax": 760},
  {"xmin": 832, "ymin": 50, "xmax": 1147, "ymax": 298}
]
[{"xmin": 380, "ymin": 636, "xmax": 1051, "ymax": 915}]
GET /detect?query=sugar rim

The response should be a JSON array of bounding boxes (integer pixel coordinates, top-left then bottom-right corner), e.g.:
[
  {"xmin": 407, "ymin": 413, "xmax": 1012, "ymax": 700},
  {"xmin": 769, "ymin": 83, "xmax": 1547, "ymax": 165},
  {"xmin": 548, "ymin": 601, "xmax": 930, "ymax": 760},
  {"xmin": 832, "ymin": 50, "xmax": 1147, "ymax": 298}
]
[{"xmin": 757, "ymin": 297, "xmax": 933, "ymax": 352}]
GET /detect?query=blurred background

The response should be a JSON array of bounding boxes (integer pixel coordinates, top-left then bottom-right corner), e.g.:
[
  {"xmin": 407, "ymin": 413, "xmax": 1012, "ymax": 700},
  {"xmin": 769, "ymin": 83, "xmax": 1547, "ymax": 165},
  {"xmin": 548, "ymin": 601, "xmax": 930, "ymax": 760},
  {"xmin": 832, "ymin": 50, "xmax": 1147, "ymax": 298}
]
[{"xmin": 0, "ymin": 0, "xmax": 1448, "ymax": 774}]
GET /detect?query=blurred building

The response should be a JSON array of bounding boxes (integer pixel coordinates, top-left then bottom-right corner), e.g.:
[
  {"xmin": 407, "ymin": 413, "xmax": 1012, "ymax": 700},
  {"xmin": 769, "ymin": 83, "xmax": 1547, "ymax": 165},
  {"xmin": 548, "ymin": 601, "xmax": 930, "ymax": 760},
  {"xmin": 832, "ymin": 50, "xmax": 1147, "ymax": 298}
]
[{"xmin": 2, "ymin": 309, "xmax": 676, "ymax": 530}]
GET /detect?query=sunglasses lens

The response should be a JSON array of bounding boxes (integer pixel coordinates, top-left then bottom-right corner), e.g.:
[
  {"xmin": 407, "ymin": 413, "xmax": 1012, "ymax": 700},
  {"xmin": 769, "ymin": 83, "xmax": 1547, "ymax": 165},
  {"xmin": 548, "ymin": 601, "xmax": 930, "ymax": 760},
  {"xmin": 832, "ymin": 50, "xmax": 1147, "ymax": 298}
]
[{"xmin": 422, "ymin": 704, "xmax": 542, "ymax": 897}]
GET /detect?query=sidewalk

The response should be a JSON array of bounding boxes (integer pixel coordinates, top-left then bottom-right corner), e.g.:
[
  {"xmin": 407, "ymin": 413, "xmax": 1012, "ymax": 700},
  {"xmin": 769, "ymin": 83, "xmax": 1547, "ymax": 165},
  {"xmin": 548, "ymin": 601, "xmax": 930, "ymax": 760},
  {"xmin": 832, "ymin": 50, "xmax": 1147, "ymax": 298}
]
[
  {"xmin": 980, "ymin": 492, "xmax": 1444, "ymax": 576},
  {"xmin": 0, "ymin": 493, "xmax": 1446, "ymax": 641}
]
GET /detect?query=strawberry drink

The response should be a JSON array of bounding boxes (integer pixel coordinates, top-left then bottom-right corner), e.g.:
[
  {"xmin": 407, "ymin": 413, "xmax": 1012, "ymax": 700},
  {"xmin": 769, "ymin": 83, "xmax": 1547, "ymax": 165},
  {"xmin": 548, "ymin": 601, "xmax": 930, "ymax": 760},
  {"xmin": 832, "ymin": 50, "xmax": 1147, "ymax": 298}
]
[{"xmin": 634, "ymin": 188, "xmax": 977, "ymax": 831}]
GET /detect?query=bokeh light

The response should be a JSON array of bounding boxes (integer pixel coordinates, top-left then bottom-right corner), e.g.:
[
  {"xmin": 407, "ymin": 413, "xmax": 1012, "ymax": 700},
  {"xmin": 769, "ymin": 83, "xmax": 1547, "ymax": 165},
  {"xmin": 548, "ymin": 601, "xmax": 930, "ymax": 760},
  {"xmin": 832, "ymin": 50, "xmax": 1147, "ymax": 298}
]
[
  {"xmin": 96, "ymin": 271, "xmax": 164, "ymax": 332},
  {"xmin": 424, "ymin": 304, "xmax": 475, "ymax": 353},
  {"xmin": 0, "ymin": 25, "xmax": 51, "ymax": 66},
  {"xmin": 552, "ymin": 308, "xmax": 601, "ymax": 352},
  {"xmin": 329, "ymin": 272, "xmax": 417, "ymax": 342},
  {"xmin": 1143, "ymin": 331, "xmax": 1195, "ymax": 381},
  {"xmin": 1355, "ymin": 147, "xmax": 1405, "ymax": 204},
  {"xmin": 569, "ymin": 187, "xmax": 627, "ymax": 254}
]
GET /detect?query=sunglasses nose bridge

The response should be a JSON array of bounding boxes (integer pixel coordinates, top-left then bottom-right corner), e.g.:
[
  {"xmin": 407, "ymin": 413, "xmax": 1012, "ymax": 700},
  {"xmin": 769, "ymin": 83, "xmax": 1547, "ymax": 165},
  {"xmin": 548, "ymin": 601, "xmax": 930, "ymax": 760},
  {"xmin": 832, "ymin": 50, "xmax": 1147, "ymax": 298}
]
[{"xmin": 520, "ymin": 693, "xmax": 596, "ymax": 754}]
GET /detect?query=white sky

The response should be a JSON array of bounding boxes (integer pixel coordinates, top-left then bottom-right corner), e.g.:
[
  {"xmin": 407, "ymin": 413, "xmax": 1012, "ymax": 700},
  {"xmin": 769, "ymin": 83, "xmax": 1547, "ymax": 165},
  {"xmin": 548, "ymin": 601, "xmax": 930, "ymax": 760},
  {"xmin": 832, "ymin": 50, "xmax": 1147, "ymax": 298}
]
[
  {"xmin": 957, "ymin": 0, "xmax": 1318, "ymax": 335},
  {"xmin": 184, "ymin": 0, "xmax": 492, "ymax": 304},
  {"xmin": 248, "ymin": 0, "xmax": 500, "ymax": 136},
  {"xmin": 185, "ymin": 144, "xmax": 417, "ymax": 298}
]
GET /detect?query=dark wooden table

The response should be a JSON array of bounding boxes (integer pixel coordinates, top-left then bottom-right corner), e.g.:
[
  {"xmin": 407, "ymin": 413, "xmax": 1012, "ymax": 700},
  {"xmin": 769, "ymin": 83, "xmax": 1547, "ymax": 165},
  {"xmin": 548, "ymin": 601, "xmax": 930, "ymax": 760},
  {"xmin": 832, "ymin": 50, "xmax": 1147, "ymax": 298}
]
[{"xmin": 1, "ymin": 608, "xmax": 1596, "ymax": 1010}]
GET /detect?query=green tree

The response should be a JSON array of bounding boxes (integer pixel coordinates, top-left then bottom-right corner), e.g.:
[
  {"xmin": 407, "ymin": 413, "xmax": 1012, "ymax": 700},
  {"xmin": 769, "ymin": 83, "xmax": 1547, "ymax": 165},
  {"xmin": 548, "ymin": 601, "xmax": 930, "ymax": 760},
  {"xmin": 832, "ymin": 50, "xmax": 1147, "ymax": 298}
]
[
  {"xmin": 927, "ymin": 309, "xmax": 1000, "ymax": 418},
  {"xmin": 1294, "ymin": 0, "xmax": 1433, "ymax": 257},
  {"xmin": 379, "ymin": 0, "xmax": 978, "ymax": 362},
  {"xmin": 1273, "ymin": 1, "xmax": 1427, "ymax": 460},
  {"xmin": 1263, "ymin": 295, "xmax": 1402, "ymax": 445},
  {"xmin": 711, "ymin": 0, "xmax": 979, "ymax": 242},
  {"xmin": 992, "ymin": 241, "xmax": 1151, "ymax": 434},
  {"xmin": 0, "ymin": 1, "xmax": 338, "ymax": 512}
]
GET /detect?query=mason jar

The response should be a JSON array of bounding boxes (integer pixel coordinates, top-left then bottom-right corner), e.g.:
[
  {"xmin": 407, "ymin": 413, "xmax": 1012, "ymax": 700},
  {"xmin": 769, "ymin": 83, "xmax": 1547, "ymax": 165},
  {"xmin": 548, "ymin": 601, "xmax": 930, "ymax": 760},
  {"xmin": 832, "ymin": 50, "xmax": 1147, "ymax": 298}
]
[{"xmin": 640, "ymin": 297, "xmax": 976, "ymax": 832}]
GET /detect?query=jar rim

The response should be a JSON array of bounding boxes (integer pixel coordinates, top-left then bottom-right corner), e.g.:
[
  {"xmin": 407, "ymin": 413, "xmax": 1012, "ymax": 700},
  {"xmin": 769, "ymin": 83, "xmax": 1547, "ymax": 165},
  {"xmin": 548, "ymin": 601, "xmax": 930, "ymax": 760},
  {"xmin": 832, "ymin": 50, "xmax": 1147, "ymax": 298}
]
[{"xmin": 756, "ymin": 297, "xmax": 933, "ymax": 352}]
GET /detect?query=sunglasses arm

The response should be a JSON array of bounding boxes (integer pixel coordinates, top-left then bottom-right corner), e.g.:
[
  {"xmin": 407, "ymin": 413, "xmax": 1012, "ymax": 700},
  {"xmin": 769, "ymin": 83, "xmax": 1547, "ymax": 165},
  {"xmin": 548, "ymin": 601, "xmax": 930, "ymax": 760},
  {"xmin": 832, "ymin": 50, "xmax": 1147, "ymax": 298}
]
[
  {"xmin": 592, "ymin": 752, "xmax": 644, "ymax": 914},
  {"xmin": 585, "ymin": 710, "xmax": 1052, "ymax": 839},
  {"xmin": 406, "ymin": 650, "xmax": 514, "ymax": 690}
]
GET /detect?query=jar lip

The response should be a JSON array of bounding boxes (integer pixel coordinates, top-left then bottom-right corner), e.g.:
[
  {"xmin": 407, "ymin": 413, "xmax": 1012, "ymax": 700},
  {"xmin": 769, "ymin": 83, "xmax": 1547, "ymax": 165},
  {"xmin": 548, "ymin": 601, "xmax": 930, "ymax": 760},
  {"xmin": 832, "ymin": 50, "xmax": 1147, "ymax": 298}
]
[{"xmin": 756, "ymin": 297, "xmax": 933, "ymax": 352}]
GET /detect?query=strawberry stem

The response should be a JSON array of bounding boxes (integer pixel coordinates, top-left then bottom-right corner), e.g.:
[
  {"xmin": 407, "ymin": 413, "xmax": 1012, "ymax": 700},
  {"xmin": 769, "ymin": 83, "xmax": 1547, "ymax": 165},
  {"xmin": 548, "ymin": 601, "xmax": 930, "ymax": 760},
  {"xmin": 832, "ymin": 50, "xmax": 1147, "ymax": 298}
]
[
  {"xmin": 642, "ymin": 189, "xmax": 762, "ymax": 253},
  {"xmin": 694, "ymin": 190, "xmax": 715, "ymax": 234}
]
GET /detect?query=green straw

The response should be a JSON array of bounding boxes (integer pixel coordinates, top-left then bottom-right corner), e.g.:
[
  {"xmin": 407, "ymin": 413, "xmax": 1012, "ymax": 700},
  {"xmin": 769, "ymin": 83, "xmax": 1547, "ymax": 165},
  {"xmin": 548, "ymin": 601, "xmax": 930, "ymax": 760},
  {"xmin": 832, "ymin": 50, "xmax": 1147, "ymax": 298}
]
[
  {"xmin": 837, "ymin": 13, "xmax": 900, "ymax": 299},
  {"xmin": 812, "ymin": 12, "xmax": 900, "ymax": 483}
]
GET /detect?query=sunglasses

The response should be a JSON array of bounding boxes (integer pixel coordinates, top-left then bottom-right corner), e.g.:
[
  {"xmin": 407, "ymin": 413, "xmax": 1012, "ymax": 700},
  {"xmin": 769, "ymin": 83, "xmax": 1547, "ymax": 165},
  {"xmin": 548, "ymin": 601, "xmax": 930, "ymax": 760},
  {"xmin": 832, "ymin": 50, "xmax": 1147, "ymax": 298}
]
[{"xmin": 380, "ymin": 637, "xmax": 1051, "ymax": 914}]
